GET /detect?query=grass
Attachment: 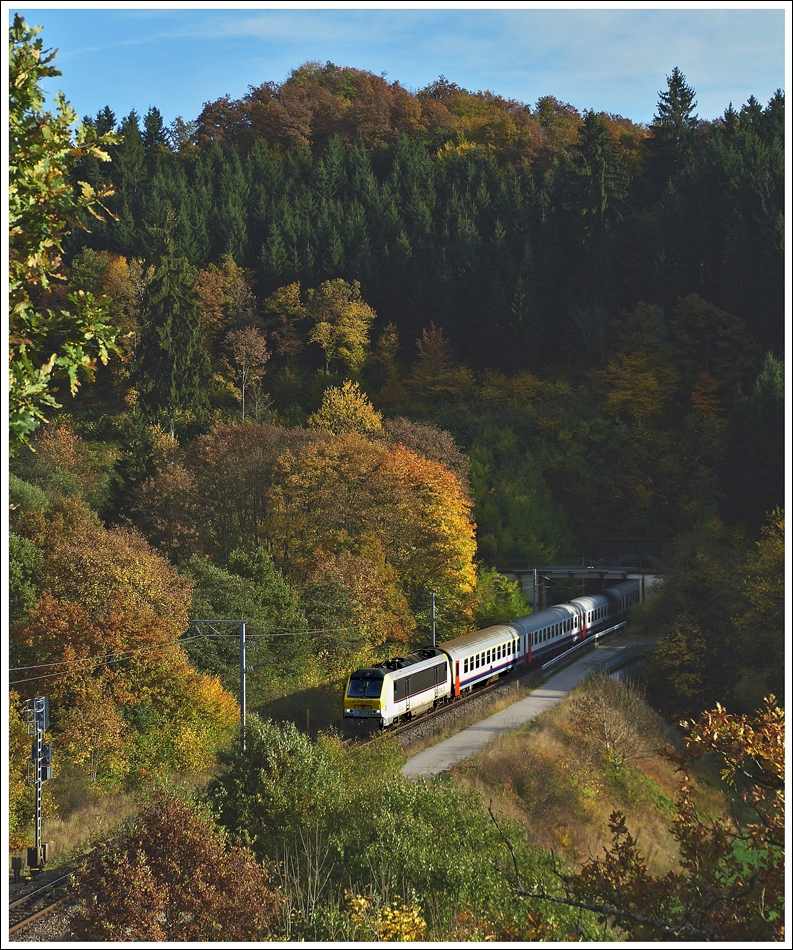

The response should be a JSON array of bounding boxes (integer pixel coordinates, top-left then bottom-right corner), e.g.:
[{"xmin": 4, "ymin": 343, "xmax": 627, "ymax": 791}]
[
  {"xmin": 40, "ymin": 793, "xmax": 139, "ymax": 866},
  {"xmin": 451, "ymin": 675, "xmax": 730, "ymax": 876},
  {"xmin": 21, "ymin": 769, "xmax": 221, "ymax": 870}
]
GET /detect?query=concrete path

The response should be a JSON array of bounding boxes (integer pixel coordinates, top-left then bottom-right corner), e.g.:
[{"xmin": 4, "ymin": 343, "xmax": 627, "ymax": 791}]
[{"xmin": 402, "ymin": 638, "xmax": 654, "ymax": 780}]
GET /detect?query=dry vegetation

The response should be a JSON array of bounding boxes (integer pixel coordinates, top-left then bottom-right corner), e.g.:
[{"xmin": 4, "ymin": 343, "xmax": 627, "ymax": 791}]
[
  {"xmin": 452, "ymin": 673, "xmax": 727, "ymax": 876},
  {"xmin": 23, "ymin": 771, "xmax": 218, "ymax": 873}
]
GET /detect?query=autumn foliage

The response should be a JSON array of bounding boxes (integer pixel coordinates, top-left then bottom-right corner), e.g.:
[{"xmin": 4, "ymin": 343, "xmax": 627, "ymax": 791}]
[
  {"xmin": 509, "ymin": 698, "xmax": 785, "ymax": 941},
  {"xmin": 71, "ymin": 792, "xmax": 282, "ymax": 941},
  {"xmin": 135, "ymin": 420, "xmax": 477, "ymax": 635},
  {"xmin": 10, "ymin": 494, "xmax": 238, "ymax": 790}
]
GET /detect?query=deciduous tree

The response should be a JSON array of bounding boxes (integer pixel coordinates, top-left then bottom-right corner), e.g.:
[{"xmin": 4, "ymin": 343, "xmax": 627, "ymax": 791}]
[
  {"xmin": 10, "ymin": 495, "xmax": 238, "ymax": 784},
  {"xmin": 225, "ymin": 326, "xmax": 270, "ymax": 420},
  {"xmin": 307, "ymin": 380, "xmax": 383, "ymax": 435},
  {"xmin": 306, "ymin": 278, "xmax": 376, "ymax": 373},
  {"xmin": 9, "ymin": 15, "xmax": 120, "ymax": 449}
]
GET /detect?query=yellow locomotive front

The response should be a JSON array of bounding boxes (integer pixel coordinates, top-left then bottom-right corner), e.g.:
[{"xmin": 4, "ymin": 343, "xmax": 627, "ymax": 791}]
[{"xmin": 344, "ymin": 668, "xmax": 389, "ymax": 723}]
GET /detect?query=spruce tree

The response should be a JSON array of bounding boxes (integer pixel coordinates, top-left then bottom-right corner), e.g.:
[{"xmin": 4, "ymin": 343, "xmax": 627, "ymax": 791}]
[
  {"xmin": 112, "ymin": 110, "xmax": 147, "ymax": 255},
  {"xmin": 136, "ymin": 216, "xmax": 211, "ymax": 435},
  {"xmin": 647, "ymin": 67, "xmax": 699, "ymax": 195}
]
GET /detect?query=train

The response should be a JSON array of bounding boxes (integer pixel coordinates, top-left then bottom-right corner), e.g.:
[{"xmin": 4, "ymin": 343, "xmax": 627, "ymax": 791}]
[{"xmin": 343, "ymin": 579, "xmax": 640, "ymax": 727}]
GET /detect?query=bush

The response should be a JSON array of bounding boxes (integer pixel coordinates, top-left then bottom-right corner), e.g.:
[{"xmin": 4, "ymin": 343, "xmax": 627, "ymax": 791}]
[{"xmin": 71, "ymin": 791, "xmax": 281, "ymax": 941}]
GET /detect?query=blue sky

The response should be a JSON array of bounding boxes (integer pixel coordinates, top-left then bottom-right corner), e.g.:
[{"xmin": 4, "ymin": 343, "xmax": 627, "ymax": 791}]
[{"xmin": 9, "ymin": 4, "xmax": 789, "ymax": 129}]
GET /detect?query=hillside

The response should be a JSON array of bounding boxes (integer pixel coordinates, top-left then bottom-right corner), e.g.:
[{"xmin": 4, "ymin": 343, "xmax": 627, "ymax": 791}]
[{"xmin": 8, "ymin": 20, "xmax": 785, "ymax": 938}]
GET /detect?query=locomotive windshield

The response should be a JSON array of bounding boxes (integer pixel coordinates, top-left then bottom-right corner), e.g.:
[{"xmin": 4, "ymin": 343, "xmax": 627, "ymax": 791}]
[{"xmin": 347, "ymin": 676, "xmax": 383, "ymax": 698}]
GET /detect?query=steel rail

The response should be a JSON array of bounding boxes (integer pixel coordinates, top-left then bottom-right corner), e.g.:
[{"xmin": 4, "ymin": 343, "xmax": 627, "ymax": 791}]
[{"xmin": 9, "ymin": 897, "xmax": 66, "ymax": 936}]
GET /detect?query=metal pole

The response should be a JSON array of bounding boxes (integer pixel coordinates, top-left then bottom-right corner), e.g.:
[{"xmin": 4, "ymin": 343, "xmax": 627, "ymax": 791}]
[
  {"xmin": 239, "ymin": 621, "xmax": 246, "ymax": 751},
  {"xmin": 430, "ymin": 593, "xmax": 436, "ymax": 647},
  {"xmin": 34, "ymin": 724, "xmax": 42, "ymax": 853},
  {"xmin": 533, "ymin": 569, "xmax": 537, "ymax": 611}
]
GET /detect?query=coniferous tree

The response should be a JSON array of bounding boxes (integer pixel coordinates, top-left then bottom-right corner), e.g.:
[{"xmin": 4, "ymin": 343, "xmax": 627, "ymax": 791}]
[
  {"xmin": 136, "ymin": 217, "xmax": 211, "ymax": 435},
  {"xmin": 719, "ymin": 354, "xmax": 784, "ymax": 533},
  {"xmin": 647, "ymin": 67, "xmax": 698, "ymax": 196},
  {"xmin": 111, "ymin": 111, "xmax": 147, "ymax": 255},
  {"xmin": 143, "ymin": 106, "xmax": 169, "ymax": 154}
]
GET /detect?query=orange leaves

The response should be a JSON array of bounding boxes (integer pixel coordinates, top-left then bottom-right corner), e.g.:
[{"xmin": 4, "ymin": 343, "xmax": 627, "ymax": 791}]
[
  {"xmin": 24, "ymin": 496, "xmax": 190, "ymax": 643},
  {"xmin": 270, "ymin": 434, "xmax": 476, "ymax": 616},
  {"xmin": 552, "ymin": 700, "xmax": 785, "ymax": 941},
  {"xmin": 136, "ymin": 419, "xmax": 477, "ymax": 630},
  {"xmin": 379, "ymin": 444, "xmax": 477, "ymax": 606},
  {"xmin": 689, "ymin": 370, "xmax": 724, "ymax": 421},
  {"xmin": 11, "ymin": 494, "xmax": 238, "ymax": 784},
  {"xmin": 685, "ymin": 698, "xmax": 784, "ymax": 847},
  {"xmin": 195, "ymin": 254, "xmax": 256, "ymax": 347}
]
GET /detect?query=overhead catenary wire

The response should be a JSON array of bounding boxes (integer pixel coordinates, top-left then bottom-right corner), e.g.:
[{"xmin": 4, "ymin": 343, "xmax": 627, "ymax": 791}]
[
  {"xmin": 9, "ymin": 622, "xmax": 371, "ymax": 686},
  {"xmin": 9, "ymin": 632, "xmax": 223, "ymax": 673}
]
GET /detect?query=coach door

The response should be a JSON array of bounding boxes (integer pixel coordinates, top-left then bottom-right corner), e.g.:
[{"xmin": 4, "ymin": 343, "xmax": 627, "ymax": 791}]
[{"xmin": 454, "ymin": 661, "xmax": 460, "ymax": 697}]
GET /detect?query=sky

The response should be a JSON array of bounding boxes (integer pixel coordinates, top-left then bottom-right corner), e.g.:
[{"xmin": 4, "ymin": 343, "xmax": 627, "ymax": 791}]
[{"xmin": 8, "ymin": 2, "xmax": 789, "ymax": 130}]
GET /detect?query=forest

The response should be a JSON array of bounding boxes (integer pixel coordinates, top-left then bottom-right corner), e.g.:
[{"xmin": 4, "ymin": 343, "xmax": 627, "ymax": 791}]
[{"xmin": 8, "ymin": 14, "xmax": 785, "ymax": 941}]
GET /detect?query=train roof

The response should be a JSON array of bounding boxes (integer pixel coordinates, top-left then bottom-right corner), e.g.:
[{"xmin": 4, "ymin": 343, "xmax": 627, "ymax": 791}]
[
  {"xmin": 569, "ymin": 579, "xmax": 639, "ymax": 612},
  {"xmin": 439, "ymin": 621, "xmax": 523, "ymax": 656},
  {"xmin": 348, "ymin": 647, "xmax": 447, "ymax": 682}
]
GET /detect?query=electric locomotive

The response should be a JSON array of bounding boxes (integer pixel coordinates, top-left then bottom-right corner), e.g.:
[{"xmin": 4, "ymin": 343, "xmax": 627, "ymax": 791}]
[{"xmin": 344, "ymin": 648, "xmax": 451, "ymax": 728}]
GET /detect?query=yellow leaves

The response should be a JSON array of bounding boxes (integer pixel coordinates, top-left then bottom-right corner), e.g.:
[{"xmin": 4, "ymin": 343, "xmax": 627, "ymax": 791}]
[
  {"xmin": 266, "ymin": 431, "xmax": 476, "ymax": 617},
  {"xmin": 9, "ymin": 17, "xmax": 121, "ymax": 447},
  {"xmin": 308, "ymin": 380, "xmax": 383, "ymax": 435},
  {"xmin": 306, "ymin": 536, "xmax": 416, "ymax": 654},
  {"xmin": 58, "ymin": 699, "xmax": 129, "ymax": 786},
  {"xmin": 306, "ymin": 278, "xmax": 376, "ymax": 374},
  {"xmin": 11, "ymin": 493, "xmax": 239, "ymax": 782},
  {"xmin": 478, "ymin": 368, "xmax": 543, "ymax": 405},
  {"xmin": 344, "ymin": 889, "xmax": 427, "ymax": 942},
  {"xmin": 600, "ymin": 350, "xmax": 679, "ymax": 419},
  {"xmin": 188, "ymin": 672, "xmax": 239, "ymax": 731}
]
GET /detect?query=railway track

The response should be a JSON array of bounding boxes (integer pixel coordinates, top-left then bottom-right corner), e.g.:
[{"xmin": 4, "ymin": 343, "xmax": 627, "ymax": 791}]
[
  {"xmin": 8, "ymin": 870, "xmax": 74, "ymax": 937},
  {"xmin": 351, "ymin": 629, "xmax": 626, "ymax": 746}
]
